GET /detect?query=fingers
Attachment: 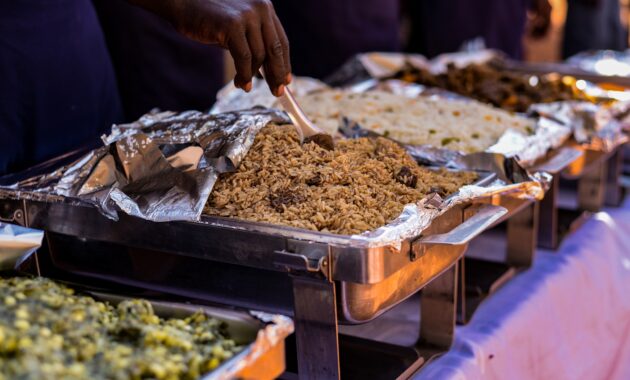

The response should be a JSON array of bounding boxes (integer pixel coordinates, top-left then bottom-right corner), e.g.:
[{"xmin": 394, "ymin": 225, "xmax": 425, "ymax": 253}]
[
  {"xmin": 261, "ymin": 17, "xmax": 287, "ymax": 96},
  {"xmin": 227, "ymin": 30, "xmax": 253, "ymax": 91},
  {"xmin": 246, "ymin": 21, "xmax": 266, "ymax": 81},
  {"xmin": 272, "ymin": 13, "xmax": 291, "ymax": 84},
  {"xmin": 223, "ymin": 0, "xmax": 291, "ymax": 95}
]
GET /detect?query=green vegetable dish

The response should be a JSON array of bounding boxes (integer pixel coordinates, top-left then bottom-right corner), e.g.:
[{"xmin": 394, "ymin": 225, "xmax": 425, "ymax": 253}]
[{"xmin": 0, "ymin": 277, "xmax": 241, "ymax": 380}]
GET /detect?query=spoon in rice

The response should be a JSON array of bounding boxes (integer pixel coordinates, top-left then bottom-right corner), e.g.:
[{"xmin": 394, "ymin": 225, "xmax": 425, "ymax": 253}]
[{"xmin": 260, "ymin": 70, "xmax": 334, "ymax": 150}]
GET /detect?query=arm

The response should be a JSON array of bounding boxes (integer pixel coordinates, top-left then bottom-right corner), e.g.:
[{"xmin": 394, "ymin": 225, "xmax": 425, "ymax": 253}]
[{"xmin": 127, "ymin": 0, "xmax": 291, "ymax": 96}]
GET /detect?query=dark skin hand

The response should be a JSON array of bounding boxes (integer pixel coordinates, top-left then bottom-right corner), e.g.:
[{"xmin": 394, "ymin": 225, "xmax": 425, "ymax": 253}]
[{"xmin": 127, "ymin": 0, "xmax": 291, "ymax": 96}]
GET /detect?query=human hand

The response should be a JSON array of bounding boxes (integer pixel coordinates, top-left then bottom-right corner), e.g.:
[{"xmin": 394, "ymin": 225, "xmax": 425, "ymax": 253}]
[{"xmin": 132, "ymin": 0, "xmax": 291, "ymax": 96}]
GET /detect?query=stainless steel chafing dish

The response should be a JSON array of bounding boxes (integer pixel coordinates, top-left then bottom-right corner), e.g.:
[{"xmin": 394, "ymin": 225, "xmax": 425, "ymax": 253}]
[
  {"xmin": 90, "ymin": 292, "xmax": 293, "ymax": 380},
  {"xmin": 0, "ymin": 168, "xmax": 508, "ymax": 379}
]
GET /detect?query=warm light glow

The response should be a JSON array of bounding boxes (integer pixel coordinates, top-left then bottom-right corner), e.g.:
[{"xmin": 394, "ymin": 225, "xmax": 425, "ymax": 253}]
[{"xmin": 593, "ymin": 58, "xmax": 630, "ymax": 77}]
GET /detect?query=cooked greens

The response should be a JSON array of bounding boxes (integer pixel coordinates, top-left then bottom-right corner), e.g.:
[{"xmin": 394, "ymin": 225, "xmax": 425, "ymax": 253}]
[{"xmin": 0, "ymin": 277, "xmax": 241, "ymax": 380}]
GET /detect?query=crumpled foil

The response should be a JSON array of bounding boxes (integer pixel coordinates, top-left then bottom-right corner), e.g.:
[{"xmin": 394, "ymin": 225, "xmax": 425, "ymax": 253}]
[
  {"xmin": 3, "ymin": 109, "xmax": 290, "ymax": 222},
  {"xmin": 0, "ymin": 223, "xmax": 44, "ymax": 270},
  {"xmin": 348, "ymin": 171, "xmax": 549, "ymax": 250},
  {"xmin": 207, "ymin": 311, "xmax": 294, "ymax": 380},
  {"xmin": 529, "ymin": 101, "xmax": 628, "ymax": 151},
  {"xmin": 0, "ymin": 109, "xmax": 546, "ymax": 252}
]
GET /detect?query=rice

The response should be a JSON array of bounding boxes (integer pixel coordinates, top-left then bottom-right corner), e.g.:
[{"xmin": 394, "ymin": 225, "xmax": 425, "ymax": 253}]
[
  {"xmin": 204, "ymin": 124, "xmax": 477, "ymax": 235},
  {"xmin": 294, "ymin": 90, "xmax": 536, "ymax": 153}
]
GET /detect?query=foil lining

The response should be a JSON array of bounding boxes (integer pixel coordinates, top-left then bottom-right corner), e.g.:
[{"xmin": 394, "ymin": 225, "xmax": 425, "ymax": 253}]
[
  {"xmin": 2, "ymin": 109, "xmax": 290, "ymax": 222},
  {"xmin": 0, "ymin": 223, "xmax": 44, "ymax": 270},
  {"xmin": 348, "ymin": 171, "xmax": 549, "ymax": 250},
  {"xmin": 0, "ymin": 114, "xmax": 545, "ymax": 253},
  {"xmin": 529, "ymin": 101, "xmax": 628, "ymax": 151}
]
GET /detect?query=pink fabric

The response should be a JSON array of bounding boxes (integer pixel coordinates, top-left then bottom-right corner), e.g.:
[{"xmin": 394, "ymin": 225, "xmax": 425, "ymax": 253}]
[{"xmin": 415, "ymin": 199, "xmax": 630, "ymax": 380}]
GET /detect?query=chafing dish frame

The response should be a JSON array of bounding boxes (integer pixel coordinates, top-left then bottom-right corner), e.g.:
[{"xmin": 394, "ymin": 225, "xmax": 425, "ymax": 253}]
[{"xmin": 0, "ymin": 169, "xmax": 510, "ymax": 379}]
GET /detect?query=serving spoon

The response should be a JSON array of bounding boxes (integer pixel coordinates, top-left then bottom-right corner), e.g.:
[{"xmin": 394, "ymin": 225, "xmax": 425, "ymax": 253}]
[{"xmin": 259, "ymin": 70, "xmax": 334, "ymax": 150}]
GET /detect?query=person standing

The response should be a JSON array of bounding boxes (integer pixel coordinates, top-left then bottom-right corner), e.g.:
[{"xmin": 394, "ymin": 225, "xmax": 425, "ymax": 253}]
[
  {"xmin": 405, "ymin": 0, "xmax": 552, "ymax": 59},
  {"xmin": 0, "ymin": 0, "xmax": 292, "ymax": 175},
  {"xmin": 563, "ymin": 0, "xmax": 627, "ymax": 58},
  {"xmin": 272, "ymin": 0, "xmax": 401, "ymax": 79}
]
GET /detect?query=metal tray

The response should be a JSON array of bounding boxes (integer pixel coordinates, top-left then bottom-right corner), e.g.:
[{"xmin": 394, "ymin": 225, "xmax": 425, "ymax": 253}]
[
  {"xmin": 88, "ymin": 292, "xmax": 292, "ymax": 380},
  {"xmin": 0, "ymin": 171, "xmax": 502, "ymax": 322},
  {"xmin": 0, "ymin": 275, "xmax": 292, "ymax": 380},
  {"xmin": 0, "ymin": 170, "xmax": 508, "ymax": 380}
]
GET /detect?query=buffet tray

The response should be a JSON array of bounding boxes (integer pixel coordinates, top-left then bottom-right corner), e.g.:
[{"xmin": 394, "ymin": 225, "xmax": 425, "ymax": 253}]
[
  {"xmin": 0, "ymin": 276, "xmax": 292, "ymax": 380},
  {"xmin": 0, "ymin": 169, "xmax": 505, "ymax": 324},
  {"xmin": 92, "ymin": 292, "xmax": 292, "ymax": 380}
]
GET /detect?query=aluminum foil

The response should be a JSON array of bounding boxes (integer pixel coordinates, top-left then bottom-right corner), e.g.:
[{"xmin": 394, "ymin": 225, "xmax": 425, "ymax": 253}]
[
  {"xmin": 0, "ymin": 223, "xmax": 44, "ymax": 270},
  {"xmin": 486, "ymin": 116, "xmax": 573, "ymax": 167},
  {"xmin": 3, "ymin": 109, "xmax": 290, "ymax": 222},
  {"xmin": 529, "ymin": 101, "xmax": 628, "ymax": 151},
  {"xmin": 566, "ymin": 50, "xmax": 630, "ymax": 77},
  {"xmin": 348, "ymin": 171, "xmax": 549, "ymax": 250}
]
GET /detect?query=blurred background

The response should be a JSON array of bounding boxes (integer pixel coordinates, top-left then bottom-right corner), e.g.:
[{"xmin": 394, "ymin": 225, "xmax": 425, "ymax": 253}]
[{"xmin": 527, "ymin": 0, "xmax": 628, "ymax": 61}]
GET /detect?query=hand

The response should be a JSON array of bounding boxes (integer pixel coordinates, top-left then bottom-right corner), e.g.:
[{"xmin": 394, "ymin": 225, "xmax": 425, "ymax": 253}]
[
  {"xmin": 528, "ymin": 0, "xmax": 552, "ymax": 39},
  {"xmin": 130, "ymin": 0, "xmax": 291, "ymax": 96}
]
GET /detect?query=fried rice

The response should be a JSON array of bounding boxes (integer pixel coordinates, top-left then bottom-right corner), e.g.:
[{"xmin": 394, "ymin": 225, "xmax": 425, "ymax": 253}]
[{"xmin": 204, "ymin": 124, "xmax": 477, "ymax": 235}]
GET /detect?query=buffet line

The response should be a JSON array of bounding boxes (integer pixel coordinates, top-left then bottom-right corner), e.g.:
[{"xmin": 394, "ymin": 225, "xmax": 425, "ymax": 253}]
[{"xmin": 0, "ymin": 50, "xmax": 628, "ymax": 380}]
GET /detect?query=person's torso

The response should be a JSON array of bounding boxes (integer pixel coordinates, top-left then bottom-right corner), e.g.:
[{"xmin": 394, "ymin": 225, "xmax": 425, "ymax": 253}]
[
  {"xmin": 0, "ymin": 0, "xmax": 122, "ymax": 175},
  {"xmin": 273, "ymin": 0, "xmax": 401, "ymax": 78}
]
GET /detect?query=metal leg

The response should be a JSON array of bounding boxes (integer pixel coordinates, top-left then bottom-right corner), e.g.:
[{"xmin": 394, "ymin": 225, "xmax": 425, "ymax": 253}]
[
  {"xmin": 578, "ymin": 160, "xmax": 607, "ymax": 212},
  {"xmin": 456, "ymin": 258, "xmax": 467, "ymax": 325},
  {"xmin": 418, "ymin": 263, "xmax": 458, "ymax": 350},
  {"xmin": 605, "ymin": 148, "xmax": 623, "ymax": 207},
  {"xmin": 506, "ymin": 201, "xmax": 539, "ymax": 268},
  {"xmin": 292, "ymin": 277, "xmax": 340, "ymax": 380},
  {"xmin": 538, "ymin": 175, "xmax": 559, "ymax": 249}
]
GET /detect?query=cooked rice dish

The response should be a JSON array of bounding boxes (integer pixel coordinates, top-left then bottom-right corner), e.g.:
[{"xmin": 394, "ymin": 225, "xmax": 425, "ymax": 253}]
[
  {"xmin": 0, "ymin": 277, "xmax": 240, "ymax": 380},
  {"xmin": 294, "ymin": 90, "xmax": 536, "ymax": 153},
  {"xmin": 204, "ymin": 124, "xmax": 476, "ymax": 235}
]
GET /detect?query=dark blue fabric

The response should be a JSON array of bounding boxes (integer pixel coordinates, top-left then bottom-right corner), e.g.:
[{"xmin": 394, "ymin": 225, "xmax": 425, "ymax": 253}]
[
  {"xmin": 92, "ymin": 0, "xmax": 226, "ymax": 121},
  {"xmin": 272, "ymin": 0, "xmax": 400, "ymax": 79},
  {"xmin": 406, "ymin": 0, "xmax": 530, "ymax": 59},
  {"xmin": 563, "ymin": 0, "xmax": 627, "ymax": 58},
  {"xmin": 0, "ymin": 0, "xmax": 123, "ymax": 175}
]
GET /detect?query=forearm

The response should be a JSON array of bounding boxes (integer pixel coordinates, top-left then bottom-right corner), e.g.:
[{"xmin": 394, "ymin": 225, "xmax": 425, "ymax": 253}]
[{"xmin": 119, "ymin": 0, "xmax": 291, "ymax": 96}]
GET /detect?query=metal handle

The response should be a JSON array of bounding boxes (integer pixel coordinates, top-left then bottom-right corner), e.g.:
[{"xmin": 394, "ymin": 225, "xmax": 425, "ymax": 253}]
[{"xmin": 410, "ymin": 204, "xmax": 507, "ymax": 261}]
